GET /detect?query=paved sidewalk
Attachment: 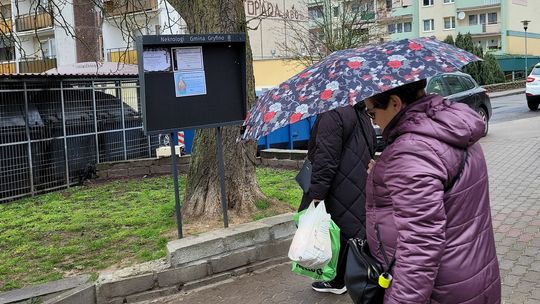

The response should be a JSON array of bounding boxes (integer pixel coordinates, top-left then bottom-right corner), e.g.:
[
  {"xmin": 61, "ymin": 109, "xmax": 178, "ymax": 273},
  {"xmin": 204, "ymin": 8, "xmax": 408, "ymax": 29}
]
[{"xmin": 149, "ymin": 115, "xmax": 540, "ymax": 304}]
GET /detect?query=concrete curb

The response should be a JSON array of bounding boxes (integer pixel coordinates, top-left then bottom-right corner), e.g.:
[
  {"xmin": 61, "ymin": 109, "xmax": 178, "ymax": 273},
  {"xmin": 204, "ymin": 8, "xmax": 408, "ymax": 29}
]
[
  {"xmin": 490, "ymin": 89, "xmax": 525, "ymax": 99},
  {"xmin": 0, "ymin": 275, "xmax": 91, "ymax": 304},
  {"xmin": 95, "ymin": 213, "xmax": 296, "ymax": 304}
]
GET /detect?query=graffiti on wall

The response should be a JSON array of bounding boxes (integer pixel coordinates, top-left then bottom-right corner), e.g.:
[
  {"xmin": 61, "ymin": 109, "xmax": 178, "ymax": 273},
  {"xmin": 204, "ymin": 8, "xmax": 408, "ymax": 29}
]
[{"xmin": 244, "ymin": 0, "xmax": 306, "ymax": 21}]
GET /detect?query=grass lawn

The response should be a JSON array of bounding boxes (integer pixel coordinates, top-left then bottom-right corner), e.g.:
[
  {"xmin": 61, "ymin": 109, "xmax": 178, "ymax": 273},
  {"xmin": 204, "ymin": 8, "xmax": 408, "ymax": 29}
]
[{"xmin": 0, "ymin": 167, "xmax": 302, "ymax": 291}]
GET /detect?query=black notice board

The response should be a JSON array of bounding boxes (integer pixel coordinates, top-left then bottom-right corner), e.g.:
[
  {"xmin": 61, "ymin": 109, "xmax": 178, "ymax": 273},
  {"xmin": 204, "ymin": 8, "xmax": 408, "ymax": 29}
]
[{"xmin": 138, "ymin": 34, "xmax": 247, "ymax": 134}]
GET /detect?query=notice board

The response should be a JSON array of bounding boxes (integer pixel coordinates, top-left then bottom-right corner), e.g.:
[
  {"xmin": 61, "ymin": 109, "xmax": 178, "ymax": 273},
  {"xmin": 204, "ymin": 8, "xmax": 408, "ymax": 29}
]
[{"xmin": 137, "ymin": 34, "xmax": 247, "ymax": 134}]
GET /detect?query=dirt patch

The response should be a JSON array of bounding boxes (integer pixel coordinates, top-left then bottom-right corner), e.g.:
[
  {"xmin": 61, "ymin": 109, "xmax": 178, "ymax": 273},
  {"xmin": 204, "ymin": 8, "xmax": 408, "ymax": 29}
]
[{"xmin": 163, "ymin": 199, "xmax": 294, "ymax": 239}]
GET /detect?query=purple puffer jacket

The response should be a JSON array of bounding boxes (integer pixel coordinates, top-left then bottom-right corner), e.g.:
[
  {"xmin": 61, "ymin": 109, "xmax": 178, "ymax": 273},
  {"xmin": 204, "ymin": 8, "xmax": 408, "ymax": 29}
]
[{"xmin": 366, "ymin": 94, "xmax": 501, "ymax": 304}]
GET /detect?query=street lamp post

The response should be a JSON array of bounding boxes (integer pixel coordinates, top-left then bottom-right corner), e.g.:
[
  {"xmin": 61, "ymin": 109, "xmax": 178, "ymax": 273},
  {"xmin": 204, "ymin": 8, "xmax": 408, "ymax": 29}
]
[{"xmin": 522, "ymin": 20, "xmax": 531, "ymax": 78}]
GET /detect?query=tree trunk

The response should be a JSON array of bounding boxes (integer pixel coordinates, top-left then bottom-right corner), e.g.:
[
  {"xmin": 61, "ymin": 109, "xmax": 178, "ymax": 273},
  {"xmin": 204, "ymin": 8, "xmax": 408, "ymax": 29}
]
[{"xmin": 171, "ymin": 0, "xmax": 265, "ymax": 220}]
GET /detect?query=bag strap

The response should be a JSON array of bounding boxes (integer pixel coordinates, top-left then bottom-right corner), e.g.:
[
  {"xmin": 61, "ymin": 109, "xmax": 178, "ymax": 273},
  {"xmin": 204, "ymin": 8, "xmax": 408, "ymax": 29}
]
[
  {"xmin": 353, "ymin": 106, "xmax": 375, "ymax": 158},
  {"xmin": 445, "ymin": 149, "xmax": 468, "ymax": 191},
  {"xmin": 375, "ymin": 224, "xmax": 395, "ymax": 273}
]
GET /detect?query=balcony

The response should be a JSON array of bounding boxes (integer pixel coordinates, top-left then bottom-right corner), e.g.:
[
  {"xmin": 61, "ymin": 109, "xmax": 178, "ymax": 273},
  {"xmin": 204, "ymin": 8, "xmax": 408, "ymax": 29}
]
[
  {"xmin": 104, "ymin": 0, "xmax": 158, "ymax": 17},
  {"xmin": 0, "ymin": 19, "xmax": 12, "ymax": 33},
  {"xmin": 0, "ymin": 58, "xmax": 56, "ymax": 74},
  {"xmin": 15, "ymin": 12, "xmax": 53, "ymax": 32},
  {"xmin": 456, "ymin": 0, "xmax": 500, "ymax": 11},
  {"xmin": 0, "ymin": 61, "xmax": 16, "ymax": 74},
  {"xmin": 460, "ymin": 23, "xmax": 501, "ymax": 37},
  {"xmin": 107, "ymin": 48, "xmax": 137, "ymax": 64}
]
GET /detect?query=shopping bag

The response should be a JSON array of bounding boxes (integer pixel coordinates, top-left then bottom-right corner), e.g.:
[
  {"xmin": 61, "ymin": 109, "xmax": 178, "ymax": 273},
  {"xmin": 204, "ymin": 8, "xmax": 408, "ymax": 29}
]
[
  {"xmin": 289, "ymin": 202, "xmax": 340, "ymax": 281},
  {"xmin": 288, "ymin": 201, "xmax": 332, "ymax": 268}
]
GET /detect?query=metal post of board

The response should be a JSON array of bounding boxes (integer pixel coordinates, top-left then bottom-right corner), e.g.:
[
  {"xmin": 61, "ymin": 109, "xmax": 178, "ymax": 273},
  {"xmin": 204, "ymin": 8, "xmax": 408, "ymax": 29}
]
[
  {"xmin": 215, "ymin": 127, "xmax": 229, "ymax": 228},
  {"xmin": 170, "ymin": 132, "xmax": 183, "ymax": 239}
]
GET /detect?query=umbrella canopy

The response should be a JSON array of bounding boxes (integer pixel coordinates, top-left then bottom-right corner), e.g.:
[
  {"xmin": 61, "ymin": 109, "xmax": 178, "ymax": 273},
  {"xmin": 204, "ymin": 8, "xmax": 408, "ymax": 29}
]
[{"xmin": 241, "ymin": 37, "xmax": 481, "ymax": 141}]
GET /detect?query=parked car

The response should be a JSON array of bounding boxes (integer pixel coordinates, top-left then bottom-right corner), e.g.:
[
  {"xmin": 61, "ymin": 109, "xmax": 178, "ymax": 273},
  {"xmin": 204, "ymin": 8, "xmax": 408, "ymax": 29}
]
[
  {"xmin": 426, "ymin": 72, "xmax": 492, "ymax": 135},
  {"xmin": 526, "ymin": 63, "xmax": 540, "ymax": 111},
  {"xmin": 374, "ymin": 72, "xmax": 492, "ymax": 151}
]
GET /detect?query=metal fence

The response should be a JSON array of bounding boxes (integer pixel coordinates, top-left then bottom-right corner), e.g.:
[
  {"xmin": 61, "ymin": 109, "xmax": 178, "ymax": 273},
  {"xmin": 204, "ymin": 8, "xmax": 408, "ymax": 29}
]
[{"xmin": 0, "ymin": 77, "xmax": 161, "ymax": 203}]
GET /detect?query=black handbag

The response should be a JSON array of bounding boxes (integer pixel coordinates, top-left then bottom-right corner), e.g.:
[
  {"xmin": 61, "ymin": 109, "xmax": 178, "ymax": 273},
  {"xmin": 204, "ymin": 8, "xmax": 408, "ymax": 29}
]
[
  {"xmin": 295, "ymin": 159, "xmax": 312, "ymax": 194},
  {"xmin": 344, "ymin": 226, "xmax": 394, "ymax": 304}
]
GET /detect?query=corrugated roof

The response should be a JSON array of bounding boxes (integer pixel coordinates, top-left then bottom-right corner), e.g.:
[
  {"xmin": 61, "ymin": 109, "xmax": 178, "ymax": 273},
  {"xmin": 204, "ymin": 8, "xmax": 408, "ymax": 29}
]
[{"xmin": 43, "ymin": 61, "xmax": 139, "ymax": 76}]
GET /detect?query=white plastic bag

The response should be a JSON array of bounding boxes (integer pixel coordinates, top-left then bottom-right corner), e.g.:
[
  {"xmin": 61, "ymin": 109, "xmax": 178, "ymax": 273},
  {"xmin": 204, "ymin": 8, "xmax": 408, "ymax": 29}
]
[{"xmin": 288, "ymin": 201, "xmax": 332, "ymax": 269}]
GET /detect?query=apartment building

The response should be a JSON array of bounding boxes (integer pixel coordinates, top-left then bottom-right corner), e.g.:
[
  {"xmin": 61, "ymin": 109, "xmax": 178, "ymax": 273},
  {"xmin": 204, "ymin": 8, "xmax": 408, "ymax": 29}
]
[
  {"xmin": 0, "ymin": 0, "xmax": 184, "ymax": 74},
  {"xmin": 387, "ymin": 0, "xmax": 540, "ymax": 77}
]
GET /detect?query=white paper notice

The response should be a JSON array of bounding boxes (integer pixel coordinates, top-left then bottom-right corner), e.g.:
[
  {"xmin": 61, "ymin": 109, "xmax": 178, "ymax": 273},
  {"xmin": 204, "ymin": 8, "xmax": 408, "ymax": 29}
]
[
  {"xmin": 143, "ymin": 49, "xmax": 171, "ymax": 72},
  {"xmin": 173, "ymin": 46, "xmax": 207, "ymax": 97},
  {"xmin": 175, "ymin": 47, "xmax": 204, "ymax": 70},
  {"xmin": 174, "ymin": 71, "xmax": 207, "ymax": 97}
]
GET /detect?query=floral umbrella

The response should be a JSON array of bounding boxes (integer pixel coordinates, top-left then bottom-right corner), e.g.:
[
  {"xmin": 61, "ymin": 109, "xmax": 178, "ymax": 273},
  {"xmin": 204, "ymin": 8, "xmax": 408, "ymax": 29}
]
[{"xmin": 241, "ymin": 37, "xmax": 481, "ymax": 141}]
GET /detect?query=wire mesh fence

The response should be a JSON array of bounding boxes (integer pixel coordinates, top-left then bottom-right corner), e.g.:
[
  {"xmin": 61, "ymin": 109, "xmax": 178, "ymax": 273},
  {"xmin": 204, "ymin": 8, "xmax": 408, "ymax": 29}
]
[{"xmin": 0, "ymin": 78, "xmax": 161, "ymax": 203}]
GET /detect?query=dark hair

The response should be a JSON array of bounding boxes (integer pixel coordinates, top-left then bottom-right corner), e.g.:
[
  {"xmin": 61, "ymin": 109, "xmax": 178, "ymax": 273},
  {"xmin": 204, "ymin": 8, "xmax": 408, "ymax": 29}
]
[{"xmin": 371, "ymin": 79, "xmax": 427, "ymax": 109}]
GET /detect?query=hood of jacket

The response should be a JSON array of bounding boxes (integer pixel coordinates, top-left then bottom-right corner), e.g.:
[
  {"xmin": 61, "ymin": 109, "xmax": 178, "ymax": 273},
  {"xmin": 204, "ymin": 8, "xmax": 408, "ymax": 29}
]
[{"xmin": 383, "ymin": 94, "xmax": 485, "ymax": 149}]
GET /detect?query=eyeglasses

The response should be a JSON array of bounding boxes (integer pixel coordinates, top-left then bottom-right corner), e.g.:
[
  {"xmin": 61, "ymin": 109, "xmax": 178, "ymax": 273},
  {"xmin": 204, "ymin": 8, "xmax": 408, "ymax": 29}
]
[{"xmin": 365, "ymin": 107, "xmax": 376, "ymax": 119}]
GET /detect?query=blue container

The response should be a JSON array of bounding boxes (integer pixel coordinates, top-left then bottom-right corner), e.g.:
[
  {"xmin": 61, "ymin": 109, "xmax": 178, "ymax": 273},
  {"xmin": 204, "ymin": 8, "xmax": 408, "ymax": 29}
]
[{"xmin": 257, "ymin": 116, "xmax": 316, "ymax": 150}]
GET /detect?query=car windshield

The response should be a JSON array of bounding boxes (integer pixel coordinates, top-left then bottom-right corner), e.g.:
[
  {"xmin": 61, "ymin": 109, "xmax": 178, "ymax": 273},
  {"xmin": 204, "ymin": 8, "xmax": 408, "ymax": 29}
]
[{"xmin": 532, "ymin": 67, "xmax": 540, "ymax": 75}]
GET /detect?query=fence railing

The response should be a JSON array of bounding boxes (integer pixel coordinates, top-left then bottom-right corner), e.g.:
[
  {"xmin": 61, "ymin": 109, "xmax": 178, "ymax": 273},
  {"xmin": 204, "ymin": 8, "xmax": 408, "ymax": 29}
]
[
  {"xmin": 15, "ymin": 12, "xmax": 53, "ymax": 32},
  {"xmin": 0, "ymin": 78, "xmax": 160, "ymax": 203}
]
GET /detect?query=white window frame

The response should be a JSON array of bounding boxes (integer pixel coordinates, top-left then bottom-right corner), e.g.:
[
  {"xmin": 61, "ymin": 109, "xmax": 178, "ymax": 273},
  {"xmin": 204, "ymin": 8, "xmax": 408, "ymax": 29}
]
[
  {"xmin": 403, "ymin": 22, "xmax": 412, "ymax": 32},
  {"xmin": 487, "ymin": 12, "xmax": 497, "ymax": 25},
  {"xmin": 388, "ymin": 21, "xmax": 413, "ymax": 34},
  {"xmin": 444, "ymin": 16, "xmax": 456, "ymax": 30},
  {"xmin": 469, "ymin": 14, "xmax": 478, "ymax": 26},
  {"xmin": 422, "ymin": 0, "xmax": 434, "ymax": 7},
  {"xmin": 443, "ymin": 0, "xmax": 455, "ymax": 3},
  {"xmin": 40, "ymin": 38, "xmax": 56, "ymax": 59},
  {"xmin": 423, "ymin": 19, "xmax": 435, "ymax": 32}
]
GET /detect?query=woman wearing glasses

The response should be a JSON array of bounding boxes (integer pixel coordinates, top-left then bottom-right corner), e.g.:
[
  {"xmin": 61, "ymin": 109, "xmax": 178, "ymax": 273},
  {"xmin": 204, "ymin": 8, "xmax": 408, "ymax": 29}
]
[{"xmin": 364, "ymin": 79, "xmax": 500, "ymax": 303}]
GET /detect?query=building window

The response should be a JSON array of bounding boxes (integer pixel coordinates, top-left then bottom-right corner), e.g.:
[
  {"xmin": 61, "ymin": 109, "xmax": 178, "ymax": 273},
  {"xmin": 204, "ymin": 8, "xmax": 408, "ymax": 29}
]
[
  {"xmin": 479, "ymin": 14, "xmax": 486, "ymax": 25},
  {"xmin": 423, "ymin": 19, "xmax": 434, "ymax": 32},
  {"xmin": 469, "ymin": 14, "xmax": 478, "ymax": 25},
  {"xmin": 488, "ymin": 39, "xmax": 500, "ymax": 50},
  {"xmin": 386, "ymin": 0, "xmax": 392, "ymax": 10},
  {"xmin": 443, "ymin": 0, "xmax": 455, "ymax": 3},
  {"xmin": 488, "ymin": 12, "xmax": 497, "ymax": 24},
  {"xmin": 423, "ymin": 0, "xmax": 434, "ymax": 6},
  {"xmin": 404, "ymin": 22, "xmax": 412, "ymax": 32},
  {"xmin": 388, "ymin": 22, "xmax": 413, "ymax": 34},
  {"xmin": 308, "ymin": 5, "xmax": 323, "ymax": 18},
  {"xmin": 333, "ymin": 6, "xmax": 339, "ymax": 17},
  {"xmin": 444, "ymin": 17, "xmax": 456, "ymax": 29},
  {"xmin": 40, "ymin": 39, "xmax": 56, "ymax": 59},
  {"xmin": 0, "ymin": 5, "xmax": 11, "ymax": 18}
]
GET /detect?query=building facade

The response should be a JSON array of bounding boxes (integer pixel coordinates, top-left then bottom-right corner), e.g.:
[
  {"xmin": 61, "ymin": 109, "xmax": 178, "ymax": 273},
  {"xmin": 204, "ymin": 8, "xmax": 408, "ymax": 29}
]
[
  {"xmin": 0, "ymin": 0, "xmax": 185, "ymax": 74},
  {"xmin": 386, "ymin": 0, "xmax": 540, "ymax": 77}
]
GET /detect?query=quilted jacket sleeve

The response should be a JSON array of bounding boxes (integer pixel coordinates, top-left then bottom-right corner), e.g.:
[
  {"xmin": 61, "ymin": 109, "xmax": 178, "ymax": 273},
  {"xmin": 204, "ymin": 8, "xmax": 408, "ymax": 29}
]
[
  {"xmin": 383, "ymin": 140, "xmax": 448, "ymax": 304},
  {"xmin": 308, "ymin": 111, "xmax": 344, "ymax": 200}
]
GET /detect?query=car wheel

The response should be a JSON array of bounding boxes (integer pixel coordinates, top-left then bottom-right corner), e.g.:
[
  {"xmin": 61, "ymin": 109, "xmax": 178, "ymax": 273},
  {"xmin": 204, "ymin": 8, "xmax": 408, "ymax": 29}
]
[
  {"xmin": 477, "ymin": 107, "xmax": 489, "ymax": 136},
  {"xmin": 527, "ymin": 98, "xmax": 539, "ymax": 111}
]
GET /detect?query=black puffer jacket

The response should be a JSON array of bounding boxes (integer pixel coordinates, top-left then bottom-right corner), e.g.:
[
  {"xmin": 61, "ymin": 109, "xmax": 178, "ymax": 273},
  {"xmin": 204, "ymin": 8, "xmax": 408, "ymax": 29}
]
[{"xmin": 299, "ymin": 105, "xmax": 375, "ymax": 240}]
